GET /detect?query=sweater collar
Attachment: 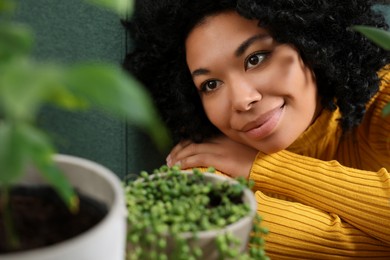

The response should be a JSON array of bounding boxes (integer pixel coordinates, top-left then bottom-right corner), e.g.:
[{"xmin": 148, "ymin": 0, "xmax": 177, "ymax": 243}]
[{"xmin": 286, "ymin": 108, "xmax": 342, "ymax": 159}]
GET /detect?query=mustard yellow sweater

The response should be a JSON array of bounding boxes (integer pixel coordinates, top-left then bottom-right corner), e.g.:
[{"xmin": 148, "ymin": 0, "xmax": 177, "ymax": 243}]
[{"xmin": 249, "ymin": 70, "xmax": 390, "ymax": 259}]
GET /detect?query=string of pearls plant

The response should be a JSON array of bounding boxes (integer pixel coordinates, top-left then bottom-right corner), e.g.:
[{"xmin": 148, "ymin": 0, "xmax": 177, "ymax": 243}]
[{"xmin": 124, "ymin": 165, "xmax": 269, "ymax": 260}]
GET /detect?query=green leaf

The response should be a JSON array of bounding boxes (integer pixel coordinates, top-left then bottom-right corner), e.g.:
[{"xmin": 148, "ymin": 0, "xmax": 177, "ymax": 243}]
[
  {"xmin": 86, "ymin": 0, "xmax": 134, "ymax": 17},
  {"xmin": 383, "ymin": 102, "xmax": 390, "ymax": 116},
  {"xmin": 46, "ymin": 84, "xmax": 90, "ymax": 110},
  {"xmin": 352, "ymin": 25, "xmax": 390, "ymax": 51},
  {"xmin": 0, "ymin": 58, "xmax": 54, "ymax": 121},
  {"xmin": 0, "ymin": 0, "xmax": 15, "ymax": 13},
  {"xmin": 18, "ymin": 124, "xmax": 78, "ymax": 212},
  {"xmin": 0, "ymin": 23, "xmax": 33, "ymax": 60},
  {"xmin": 64, "ymin": 63, "xmax": 171, "ymax": 151},
  {"xmin": 65, "ymin": 63, "xmax": 152, "ymax": 123},
  {"xmin": 0, "ymin": 58, "xmax": 88, "ymax": 121},
  {"xmin": 0, "ymin": 123, "xmax": 27, "ymax": 184},
  {"xmin": 0, "ymin": 121, "xmax": 77, "ymax": 211}
]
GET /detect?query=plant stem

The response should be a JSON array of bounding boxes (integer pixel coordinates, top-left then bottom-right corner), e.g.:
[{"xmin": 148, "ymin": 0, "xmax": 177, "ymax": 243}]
[{"xmin": 1, "ymin": 185, "xmax": 20, "ymax": 250}]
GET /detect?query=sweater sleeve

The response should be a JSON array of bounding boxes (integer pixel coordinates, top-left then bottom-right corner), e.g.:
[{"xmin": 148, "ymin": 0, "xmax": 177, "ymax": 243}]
[
  {"xmin": 255, "ymin": 190, "xmax": 390, "ymax": 259},
  {"xmin": 249, "ymin": 150, "xmax": 390, "ymax": 258}
]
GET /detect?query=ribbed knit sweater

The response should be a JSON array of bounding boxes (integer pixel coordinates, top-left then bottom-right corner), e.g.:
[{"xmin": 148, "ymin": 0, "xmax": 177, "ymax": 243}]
[{"xmin": 248, "ymin": 70, "xmax": 390, "ymax": 259}]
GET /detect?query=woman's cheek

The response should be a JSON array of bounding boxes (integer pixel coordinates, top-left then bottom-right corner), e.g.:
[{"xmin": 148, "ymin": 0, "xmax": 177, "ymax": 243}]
[{"xmin": 202, "ymin": 97, "xmax": 229, "ymax": 128}]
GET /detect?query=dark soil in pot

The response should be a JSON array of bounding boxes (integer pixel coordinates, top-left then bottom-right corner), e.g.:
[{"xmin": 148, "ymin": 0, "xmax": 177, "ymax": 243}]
[{"xmin": 0, "ymin": 185, "xmax": 108, "ymax": 253}]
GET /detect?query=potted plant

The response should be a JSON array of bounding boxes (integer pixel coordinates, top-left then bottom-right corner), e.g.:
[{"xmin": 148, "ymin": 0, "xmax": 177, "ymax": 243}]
[
  {"xmin": 1, "ymin": 154, "xmax": 127, "ymax": 260},
  {"xmin": 125, "ymin": 166, "xmax": 269, "ymax": 260},
  {"xmin": 0, "ymin": 0, "xmax": 170, "ymax": 259}
]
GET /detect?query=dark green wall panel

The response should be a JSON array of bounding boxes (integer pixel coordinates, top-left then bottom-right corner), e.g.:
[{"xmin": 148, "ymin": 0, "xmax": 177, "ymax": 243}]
[{"xmin": 16, "ymin": 0, "xmax": 124, "ymax": 63}]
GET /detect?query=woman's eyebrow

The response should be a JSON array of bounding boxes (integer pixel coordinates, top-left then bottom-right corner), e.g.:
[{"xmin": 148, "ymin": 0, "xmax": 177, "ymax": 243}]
[
  {"xmin": 235, "ymin": 34, "xmax": 270, "ymax": 57},
  {"xmin": 191, "ymin": 34, "xmax": 270, "ymax": 78},
  {"xmin": 192, "ymin": 68, "xmax": 210, "ymax": 78}
]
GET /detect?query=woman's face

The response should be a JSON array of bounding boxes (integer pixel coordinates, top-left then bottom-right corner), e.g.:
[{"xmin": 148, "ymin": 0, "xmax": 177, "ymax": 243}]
[{"xmin": 185, "ymin": 11, "xmax": 321, "ymax": 154}]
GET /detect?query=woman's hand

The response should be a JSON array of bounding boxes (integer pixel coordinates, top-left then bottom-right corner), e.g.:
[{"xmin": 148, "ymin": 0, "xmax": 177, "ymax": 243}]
[{"xmin": 166, "ymin": 135, "xmax": 258, "ymax": 178}]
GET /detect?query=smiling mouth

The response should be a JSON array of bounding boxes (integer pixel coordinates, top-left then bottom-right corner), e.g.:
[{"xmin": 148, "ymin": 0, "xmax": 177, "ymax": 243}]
[{"xmin": 241, "ymin": 104, "xmax": 285, "ymax": 140}]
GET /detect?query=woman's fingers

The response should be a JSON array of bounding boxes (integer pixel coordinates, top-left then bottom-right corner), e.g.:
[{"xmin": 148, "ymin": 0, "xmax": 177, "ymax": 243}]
[
  {"xmin": 166, "ymin": 135, "xmax": 257, "ymax": 178},
  {"xmin": 167, "ymin": 140, "xmax": 191, "ymax": 164},
  {"xmin": 175, "ymin": 152, "xmax": 218, "ymax": 170},
  {"xmin": 167, "ymin": 141, "xmax": 216, "ymax": 167}
]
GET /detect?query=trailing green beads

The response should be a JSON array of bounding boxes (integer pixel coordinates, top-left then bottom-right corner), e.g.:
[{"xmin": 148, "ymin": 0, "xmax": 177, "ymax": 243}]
[{"xmin": 125, "ymin": 166, "xmax": 268, "ymax": 260}]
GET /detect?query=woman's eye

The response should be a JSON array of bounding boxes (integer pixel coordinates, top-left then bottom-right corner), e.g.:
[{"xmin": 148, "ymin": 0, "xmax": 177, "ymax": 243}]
[
  {"xmin": 200, "ymin": 80, "xmax": 221, "ymax": 93},
  {"xmin": 245, "ymin": 52, "xmax": 269, "ymax": 70}
]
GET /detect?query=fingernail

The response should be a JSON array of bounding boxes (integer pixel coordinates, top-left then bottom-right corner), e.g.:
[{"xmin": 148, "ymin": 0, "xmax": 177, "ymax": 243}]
[{"xmin": 166, "ymin": 154, "xmax": 171, "ymax": 166}]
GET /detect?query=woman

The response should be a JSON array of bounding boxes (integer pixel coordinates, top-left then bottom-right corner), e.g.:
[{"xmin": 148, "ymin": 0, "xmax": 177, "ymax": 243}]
[{"xmin": 124, "ymin": 0, "xmax": 390, "ymax": 258}]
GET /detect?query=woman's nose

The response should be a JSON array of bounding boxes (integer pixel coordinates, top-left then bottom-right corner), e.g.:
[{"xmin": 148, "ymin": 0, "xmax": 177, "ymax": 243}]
[{"xmin": 230, "ymin": 78, "xmax": 262, "ymax": 112}]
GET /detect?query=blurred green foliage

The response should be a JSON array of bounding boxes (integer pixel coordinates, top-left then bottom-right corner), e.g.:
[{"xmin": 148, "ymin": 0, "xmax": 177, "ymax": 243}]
[
  {"xmin": 353, "ymin": 25, "xmax": 390, "ymax": 51},
  {"xmin": 0, "ymin": 0, "xmax": 171, "ymax": 211}
]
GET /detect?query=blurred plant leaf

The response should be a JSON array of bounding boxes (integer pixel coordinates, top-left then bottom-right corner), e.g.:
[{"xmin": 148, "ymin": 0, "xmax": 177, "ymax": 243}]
[
  {"xmin": 0, "ymin": 122, "xmax": 78, "ymax": 211},
  {"xmin": 19, "ymin": 124, "xmax": 78, "ymax": 212},
  {"xmin": 46, "ymin": 83, "xmax": 90, "ymax": 110},
  {"xmin": 0, "ymin": 58, "xmax": 52, "ymax": 121},
  {"xmin": 0, "ymin": 0, "xmax": 170, "ymax": 215},
  {"xmin": 0, "ymin": 23, "xmax": 33, "ymax": 60},
  {"xmin": 86, "ymin": 0, "xmax": 134, "ymax": 17},
  {"xmin": 0, "ymin": 123, "xmax": 27, "ymax": 184},
  {"xmin": 352, "ymin": 25, "xmax": 390, "ymax": 51},
  {"xmin": 0, "ymin": 0, "xmax": 15, "ymax": 13},
  {"xmin": 0, "ymin": 58, "xmax": 89, "ymax": 122},
  {"xmin": 65, "ymin": 63, "xmax": 171, "ymax": 151},
  {"xmin": 383, "ymin": 102, "xmax": 390, "ymax": 116}
]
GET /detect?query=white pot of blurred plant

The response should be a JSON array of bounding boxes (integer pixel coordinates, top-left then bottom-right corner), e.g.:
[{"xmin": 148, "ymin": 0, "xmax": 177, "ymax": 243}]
[{"xmin": 0, "ymin": 154, "xmax": 127, "ymax": 260}]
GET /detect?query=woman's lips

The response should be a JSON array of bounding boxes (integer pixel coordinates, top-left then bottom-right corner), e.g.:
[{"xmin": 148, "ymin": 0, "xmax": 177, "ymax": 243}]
[{"xmin": 242, "ymin": 105, "xmax": 284, "ymax": 140}]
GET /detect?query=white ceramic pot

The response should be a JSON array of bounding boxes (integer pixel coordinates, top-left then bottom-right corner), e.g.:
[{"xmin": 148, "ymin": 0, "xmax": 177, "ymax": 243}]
[{"xmin": 1, "ymin": 154, "xmax": 127, "ymax": 260}]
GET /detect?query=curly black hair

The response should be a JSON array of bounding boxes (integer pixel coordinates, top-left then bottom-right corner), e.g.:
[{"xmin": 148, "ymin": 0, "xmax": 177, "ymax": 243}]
[{"xmin": 123, "ymin": 0, "xmax": 390, "ymax": 144}]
